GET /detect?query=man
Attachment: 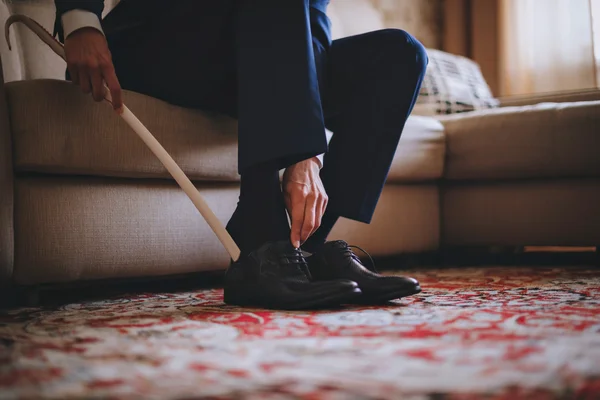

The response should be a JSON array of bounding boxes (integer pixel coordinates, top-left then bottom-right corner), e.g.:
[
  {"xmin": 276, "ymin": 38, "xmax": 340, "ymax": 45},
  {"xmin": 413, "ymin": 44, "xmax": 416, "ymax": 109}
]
[{"xmin": 53, "ymin": 0, "xmax": 428, "ymax": 310}]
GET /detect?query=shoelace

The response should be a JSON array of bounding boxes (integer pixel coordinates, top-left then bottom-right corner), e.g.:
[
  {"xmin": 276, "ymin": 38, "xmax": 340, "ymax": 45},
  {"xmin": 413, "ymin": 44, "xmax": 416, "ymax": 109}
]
[
  {"xmin": 343, "ymin": 244, "xmax": 377, "ymax": 273},
  {"xmin": 279, "ymin": 249, "xmax": 313, "ymax": 280}
]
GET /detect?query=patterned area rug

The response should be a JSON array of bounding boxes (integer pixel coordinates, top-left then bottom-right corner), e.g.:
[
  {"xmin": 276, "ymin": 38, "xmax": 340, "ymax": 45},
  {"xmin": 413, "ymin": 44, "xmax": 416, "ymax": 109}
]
[{"xmin": 1, "ymin": 266, "xmax": 599, "ymax": 399}]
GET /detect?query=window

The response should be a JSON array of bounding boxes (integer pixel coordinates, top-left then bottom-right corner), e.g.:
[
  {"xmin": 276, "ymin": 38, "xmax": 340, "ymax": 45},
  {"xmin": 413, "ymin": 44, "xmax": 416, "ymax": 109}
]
[
  {"xmin": 592, "ymin": 0, "xmax": 600, "ymax": 85},
  {"xmin": 443, "ymin": 0, "xmax": 600, "ymax": 97},
  {"xmin": 498, "ymin": 0, "xmax": 598, "ymax": 96}
]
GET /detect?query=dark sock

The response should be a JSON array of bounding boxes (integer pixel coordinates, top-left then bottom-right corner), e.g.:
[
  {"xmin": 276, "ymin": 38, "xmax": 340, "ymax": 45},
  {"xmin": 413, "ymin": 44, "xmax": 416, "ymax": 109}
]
[
  {"xmin": 226, "ymin": 162, "xmax": 290, "ymax": 256},
  {"xmin": 302, "ymin": 211, "xmax": 339, "ymax": 254}
]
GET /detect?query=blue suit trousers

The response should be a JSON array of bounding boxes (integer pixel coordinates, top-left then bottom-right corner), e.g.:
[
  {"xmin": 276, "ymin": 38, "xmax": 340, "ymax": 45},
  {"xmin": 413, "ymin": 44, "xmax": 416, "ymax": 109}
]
[{"xmin": 103, "ymin": 0, "xmax": 428, "ymax": 224}]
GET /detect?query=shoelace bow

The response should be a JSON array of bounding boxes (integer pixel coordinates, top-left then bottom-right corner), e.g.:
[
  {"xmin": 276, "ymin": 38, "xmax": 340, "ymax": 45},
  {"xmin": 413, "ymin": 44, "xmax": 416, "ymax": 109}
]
[{"xmin": 343, "ymin": 244, "xmax": 377, "ymax": 273}]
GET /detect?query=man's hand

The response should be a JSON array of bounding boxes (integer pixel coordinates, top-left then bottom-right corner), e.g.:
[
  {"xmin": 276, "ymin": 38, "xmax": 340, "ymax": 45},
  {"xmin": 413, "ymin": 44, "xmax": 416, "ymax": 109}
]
[
  {"xmin": 282, "ymin": 157, "xmax": 328, "ymax": 248},
  {"xmin": 64, "ymin": 27, "xmax": 123, "ymax": 112}
]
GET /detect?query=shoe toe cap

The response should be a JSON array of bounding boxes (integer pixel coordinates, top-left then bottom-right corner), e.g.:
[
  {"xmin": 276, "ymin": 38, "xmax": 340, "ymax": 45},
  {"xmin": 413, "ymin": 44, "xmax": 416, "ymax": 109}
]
[
  {"xmin": 405, "ymin": 277, "xmax": 420, "ymax": 287},
  {"xmin": 379, "ymin": 276, "xmax": 420, "ymax": 291}
]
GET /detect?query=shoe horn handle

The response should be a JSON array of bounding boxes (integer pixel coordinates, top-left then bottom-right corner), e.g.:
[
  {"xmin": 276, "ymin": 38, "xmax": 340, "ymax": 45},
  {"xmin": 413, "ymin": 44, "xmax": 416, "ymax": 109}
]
[{"xmin": 5, "ymin": 14, "xmax": 242, "ymax": 262}]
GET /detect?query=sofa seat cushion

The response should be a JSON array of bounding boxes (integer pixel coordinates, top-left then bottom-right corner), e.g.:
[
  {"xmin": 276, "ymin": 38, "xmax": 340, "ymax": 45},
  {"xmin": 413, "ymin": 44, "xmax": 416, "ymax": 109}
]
[
  {"xmin": 7, "ymin": 79, "xmax": 445, "ymax": 184},
  {"xmin": 7, "ymin": 79, "xmax": 241, "ymax": 182},
  {"xmin": 386, "ymin": 116, "xmax": 446, "ymax": 183},
  {"xmin": 438, "ymin": 100, "xmax": 600, "ymax": 181}
]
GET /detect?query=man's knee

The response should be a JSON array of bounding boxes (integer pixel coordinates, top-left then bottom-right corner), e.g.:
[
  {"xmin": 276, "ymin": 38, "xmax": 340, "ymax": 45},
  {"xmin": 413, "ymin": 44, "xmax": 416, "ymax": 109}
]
[{"xmin": 374, "ymin": 28, "xmax": 428, "ymax": 75}]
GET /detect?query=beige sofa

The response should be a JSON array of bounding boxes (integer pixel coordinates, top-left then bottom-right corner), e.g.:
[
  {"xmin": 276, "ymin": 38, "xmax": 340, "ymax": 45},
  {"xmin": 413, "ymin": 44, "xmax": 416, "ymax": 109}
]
[{"xmin": 2, "ymin": 1, "xmax": 600, "ymax": 289}]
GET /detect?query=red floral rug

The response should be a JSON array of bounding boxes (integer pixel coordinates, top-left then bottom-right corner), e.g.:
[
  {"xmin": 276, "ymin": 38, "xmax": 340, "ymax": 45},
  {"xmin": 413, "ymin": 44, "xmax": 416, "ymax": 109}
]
[{"xmin": 1, "ymin": 266, "xmax": 599, "ymax": 399}]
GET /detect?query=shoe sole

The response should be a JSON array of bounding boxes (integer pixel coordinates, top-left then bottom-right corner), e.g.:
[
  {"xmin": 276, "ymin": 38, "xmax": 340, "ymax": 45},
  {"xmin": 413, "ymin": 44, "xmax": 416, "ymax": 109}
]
[
  {"xmin": 224, "ymin": 287, "xmax": 362, "ymax": 310},
  {"xmin": 352, "ymin": 285, "xmax": 422, "ymax": 305}
]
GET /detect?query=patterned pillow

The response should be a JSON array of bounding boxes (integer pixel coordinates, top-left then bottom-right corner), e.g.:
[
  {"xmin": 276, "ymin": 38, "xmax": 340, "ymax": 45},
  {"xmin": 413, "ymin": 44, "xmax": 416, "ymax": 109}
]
[{"xmin": 413, "ymin": 48, "xmax": 500, "ymax": 116}]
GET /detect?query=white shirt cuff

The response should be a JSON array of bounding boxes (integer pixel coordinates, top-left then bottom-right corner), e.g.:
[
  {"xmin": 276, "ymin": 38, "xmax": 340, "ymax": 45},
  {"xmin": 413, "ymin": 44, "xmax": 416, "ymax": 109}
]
[
  {"xmin": 315, "ymin": 153, "xmax": 324, "ymax": 168},
  {"xmin": 61, "ymin": 10, "xmax": 105, "ymax": 39},
  {"xmin": 315, "ymin": 129, "xmax": 334, "ymax": 169}
]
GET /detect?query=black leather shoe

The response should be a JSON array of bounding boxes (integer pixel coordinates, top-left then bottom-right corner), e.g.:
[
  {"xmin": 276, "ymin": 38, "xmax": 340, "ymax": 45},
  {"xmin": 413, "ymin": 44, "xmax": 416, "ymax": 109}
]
[
  {"xmin": 306, "ymin": 240, "xmax": 421, "ymax": 304},
  {"xmin": 224, "ymin": 240, "xmax": 362, "ymax": 310}
]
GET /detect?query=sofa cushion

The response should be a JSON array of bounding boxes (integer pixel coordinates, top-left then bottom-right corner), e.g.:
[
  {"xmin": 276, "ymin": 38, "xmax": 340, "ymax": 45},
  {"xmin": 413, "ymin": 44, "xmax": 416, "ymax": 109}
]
[
  {"xmin": 7, "ymin": 79, "xmax": 241, "ymax": 182},
  {"xmin": 387, "ymin": 116, "xmax": 446, "ymax": 182},
  {"xmin": 13, "ymin": 177, "xmax": 239, "ymax": 285},
  {"xmin": 439, "ymin": 101, "xmax": 600, "ymax": 180},
  {"xmin": 0, "ymin": 62, "xmax": 14, "ymax": 284},
  {"xmin": 8, "ymin": 79, "xmax": 445, "ymax": 184},
  {"xmin": 413, "ymin": 48, "xmax": 500, "ymax": 117}
]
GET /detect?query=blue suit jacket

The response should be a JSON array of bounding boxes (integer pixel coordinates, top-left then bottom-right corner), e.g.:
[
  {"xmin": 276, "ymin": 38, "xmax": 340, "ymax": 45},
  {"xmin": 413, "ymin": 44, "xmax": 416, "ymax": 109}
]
[{"xmin": 53, "ymin": 0, "xmax": 331, "ymax": 41}]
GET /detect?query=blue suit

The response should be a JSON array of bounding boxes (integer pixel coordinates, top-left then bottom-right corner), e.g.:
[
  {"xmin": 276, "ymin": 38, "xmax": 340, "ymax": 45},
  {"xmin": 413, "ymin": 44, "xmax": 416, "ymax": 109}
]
[{"xmin": 54, "ymin": 0, "xmax": 428, "ymax": 224}]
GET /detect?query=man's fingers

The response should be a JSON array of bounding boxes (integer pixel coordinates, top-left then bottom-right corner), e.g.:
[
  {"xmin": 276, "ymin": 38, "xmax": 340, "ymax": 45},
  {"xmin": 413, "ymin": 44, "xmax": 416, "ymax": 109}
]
[
  {"xmin": 287, "ymin": 184, "xmax": 310, "ymax": 249},
  {"xmin": 75, "ymin": 61, "xmax": 123, "ymax": 110},
  {"xmin": 313, "ymin": 196, "xmax": 325, "ymax": 237},
  {"xmin": 284, "ymin": 192, "xmax": 292, "ymax": 214},
  {"xmin": 289, "ymin": 196, "xmax": 305, "ymax": 248},
  {"xmin": 310, "ymin": 184, "xmax": 327, "ymax": 238},
  {"xmin": 90, "ymin": 67, "xmax": 105, "ymax": 102},
  {"xmin": 79, "ymin": 68, "xmax": 92, "ymax": 94},
  {"xmin": 301, "ymin": 193, "xmax": 317, "ymax": 244},
  {"xmin": 68, "ymin": 63, "xmax": 80, "ymax": 85},
  {"xmin": 102, "ymin": 64, "xmax": 123, "ymax": 112}
]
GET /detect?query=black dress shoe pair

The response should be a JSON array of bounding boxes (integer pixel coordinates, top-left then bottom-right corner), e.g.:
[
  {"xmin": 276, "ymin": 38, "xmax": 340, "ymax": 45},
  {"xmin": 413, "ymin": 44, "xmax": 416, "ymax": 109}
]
[
  {"xmin": 223, "ymin": 240, "xmax": 421, "ymax": 310},
  {"xmin": 307, "ymin": 240, "xmax": 422, "ymax": 304}
]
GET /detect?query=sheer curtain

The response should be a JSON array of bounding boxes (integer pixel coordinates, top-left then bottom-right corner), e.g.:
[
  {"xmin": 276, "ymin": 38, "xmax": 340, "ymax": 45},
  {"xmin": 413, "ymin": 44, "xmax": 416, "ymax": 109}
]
[
  {"xmin": 499, "ymin": 0, "xmax": 597, "ymax": 96},
  {"xmin": 593, "ymin": 0, "xmax": 600, "ymax": 84}
]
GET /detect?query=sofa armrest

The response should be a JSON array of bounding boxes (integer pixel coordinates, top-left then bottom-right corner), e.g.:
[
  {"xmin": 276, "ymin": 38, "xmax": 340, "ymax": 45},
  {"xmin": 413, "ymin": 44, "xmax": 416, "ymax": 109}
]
[
  {"xmin": 497, "ymin": 89, "xmax": 600, "ymax": 107},
  {"xmin": 0, "ymin": 58, "xmax": 14, "ymax": 286}
]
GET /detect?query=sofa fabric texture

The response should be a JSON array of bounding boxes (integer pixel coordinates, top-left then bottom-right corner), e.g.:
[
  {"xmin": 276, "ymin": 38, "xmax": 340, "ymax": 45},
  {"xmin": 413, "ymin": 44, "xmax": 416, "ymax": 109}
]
[
  {"xmin": 442, "ymin": 179, "xmax": 600, "ymax": 247},
  {"xmin": 13, "ymin": 178, "xmax": 439, "ymax": 285},
  {"xmin": 0, "ymin": 62, "xmax": 14, "ymax": 286},
  {"xmin": 13, "ymin": 178, "xmax": 239, "ymax": 285},
  {"xmin": 439, "ymin": 101, "xmax": 600, "ymax": 181},
  {"xmin": 8, "ymin": 80, "xmax": 446, "ymax": 184},
  {"xmin": 7, "ymin": 80, "xmax": 241, "ymax": 182}
]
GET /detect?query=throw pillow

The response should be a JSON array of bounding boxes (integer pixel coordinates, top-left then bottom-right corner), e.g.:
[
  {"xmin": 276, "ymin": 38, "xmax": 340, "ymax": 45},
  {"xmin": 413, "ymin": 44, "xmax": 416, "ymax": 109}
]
[{"xmin": 413, "ymin": 48, "xmax": 500, "ymax": 116}]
